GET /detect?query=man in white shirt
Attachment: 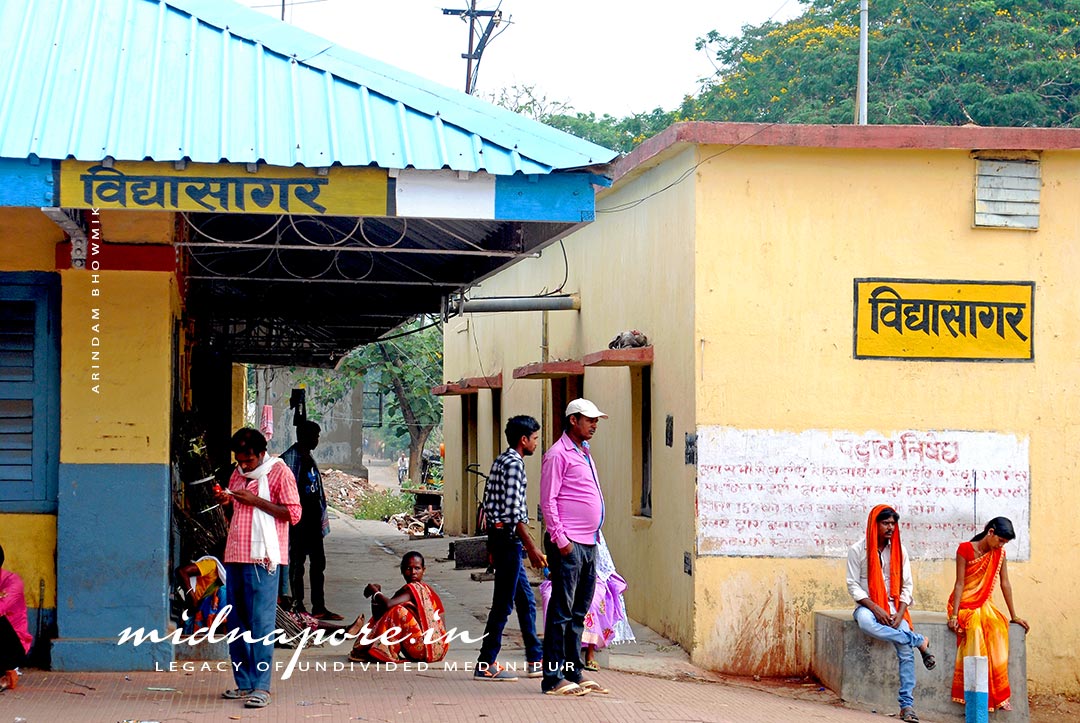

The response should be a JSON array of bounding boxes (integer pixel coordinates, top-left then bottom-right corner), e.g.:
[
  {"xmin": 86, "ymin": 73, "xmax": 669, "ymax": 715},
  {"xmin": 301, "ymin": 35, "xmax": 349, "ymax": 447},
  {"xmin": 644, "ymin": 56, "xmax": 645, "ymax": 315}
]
[{"xmin": 846, "ymin": 505, "xmax": 936, "ymax": 723}]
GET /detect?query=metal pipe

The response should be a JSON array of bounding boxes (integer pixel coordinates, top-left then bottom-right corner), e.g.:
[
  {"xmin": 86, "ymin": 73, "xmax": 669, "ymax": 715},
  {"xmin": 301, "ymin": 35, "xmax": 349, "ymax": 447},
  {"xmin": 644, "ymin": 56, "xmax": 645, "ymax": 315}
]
[{"xmin": 458, "ymin": 294, "xmax": 580, "ymax": 313}]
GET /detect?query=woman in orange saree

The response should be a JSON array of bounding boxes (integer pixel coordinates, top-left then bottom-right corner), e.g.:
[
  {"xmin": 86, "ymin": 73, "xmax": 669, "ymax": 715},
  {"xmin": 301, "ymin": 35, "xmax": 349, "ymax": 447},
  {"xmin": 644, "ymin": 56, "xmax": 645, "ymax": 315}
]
[
  {"xmin": 947, "ymin": 517, "xmax": 1029, "ymax": 712},
  {"xmin": 349, "ymin": 552, "xmax": 449, "ymax": 663}
]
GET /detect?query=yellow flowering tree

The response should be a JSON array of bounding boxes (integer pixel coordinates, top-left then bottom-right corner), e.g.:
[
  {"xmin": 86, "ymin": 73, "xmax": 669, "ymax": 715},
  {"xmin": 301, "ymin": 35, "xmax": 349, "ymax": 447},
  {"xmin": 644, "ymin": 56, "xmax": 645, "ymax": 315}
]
[{"xmin": 687, "ymin": 0, "xmax": 1080, "ymax": 126}]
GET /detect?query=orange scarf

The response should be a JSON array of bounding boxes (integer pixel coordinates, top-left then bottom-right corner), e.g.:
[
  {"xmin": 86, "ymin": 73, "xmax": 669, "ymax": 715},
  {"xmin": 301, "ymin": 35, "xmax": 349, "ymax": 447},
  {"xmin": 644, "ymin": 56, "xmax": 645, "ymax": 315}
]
[{"xmin": 865, "ymin": 504, "xmax": 913, "ymax": 628}]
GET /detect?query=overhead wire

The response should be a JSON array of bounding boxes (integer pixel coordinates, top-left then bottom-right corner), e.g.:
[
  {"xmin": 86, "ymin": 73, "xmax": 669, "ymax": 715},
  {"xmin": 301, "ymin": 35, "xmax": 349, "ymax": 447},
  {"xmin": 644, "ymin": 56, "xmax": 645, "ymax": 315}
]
[{"xmin": 597, "ymin": 122, "xmax": 781, "ymax": 214}]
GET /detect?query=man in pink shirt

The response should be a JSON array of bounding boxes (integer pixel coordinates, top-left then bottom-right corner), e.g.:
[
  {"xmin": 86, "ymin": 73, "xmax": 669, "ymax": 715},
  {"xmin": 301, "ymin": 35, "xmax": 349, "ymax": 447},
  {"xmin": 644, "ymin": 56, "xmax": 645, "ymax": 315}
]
[
  {"xmin": 539, "ymin": 399, "xmax": 609, "ymax": 696},
  {"xmin": 0, "ymin": 543, "xmax": 32, "ymax": 692},
  {"xmin": 213, "ymin": 428, "xmax": 302, "ymax": 710}
]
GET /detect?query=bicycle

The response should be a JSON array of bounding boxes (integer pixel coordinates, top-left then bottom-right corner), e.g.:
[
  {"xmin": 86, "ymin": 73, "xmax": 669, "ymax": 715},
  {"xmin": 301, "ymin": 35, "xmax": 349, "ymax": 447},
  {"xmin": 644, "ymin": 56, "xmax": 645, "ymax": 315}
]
[{"xmin": 465, "ymin": 463, "xmax": 489, "ymax": 535}]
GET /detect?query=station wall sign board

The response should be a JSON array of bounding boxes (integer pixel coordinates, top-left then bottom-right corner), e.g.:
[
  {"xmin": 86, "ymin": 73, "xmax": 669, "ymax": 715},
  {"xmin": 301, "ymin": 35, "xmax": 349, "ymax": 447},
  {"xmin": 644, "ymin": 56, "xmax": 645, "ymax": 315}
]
[{"xmin": 853, "ymin": 278, "xmax": 1034, "ymax": 362}]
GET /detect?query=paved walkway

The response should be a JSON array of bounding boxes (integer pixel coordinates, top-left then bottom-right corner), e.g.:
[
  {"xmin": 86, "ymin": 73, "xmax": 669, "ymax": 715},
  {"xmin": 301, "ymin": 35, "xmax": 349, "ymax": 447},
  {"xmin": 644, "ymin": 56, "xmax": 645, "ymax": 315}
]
[{"xmin": 0, "ymin": 511, "xmax": 889, "ymax": 722}]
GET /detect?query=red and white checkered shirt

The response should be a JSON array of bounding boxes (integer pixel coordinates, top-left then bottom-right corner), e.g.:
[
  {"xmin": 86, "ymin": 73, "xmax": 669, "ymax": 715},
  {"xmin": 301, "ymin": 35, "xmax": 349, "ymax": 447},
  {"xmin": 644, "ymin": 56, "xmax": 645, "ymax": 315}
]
[{"xmin": 223, "ymin": 457, "xmax": 303, "ymax": 565}]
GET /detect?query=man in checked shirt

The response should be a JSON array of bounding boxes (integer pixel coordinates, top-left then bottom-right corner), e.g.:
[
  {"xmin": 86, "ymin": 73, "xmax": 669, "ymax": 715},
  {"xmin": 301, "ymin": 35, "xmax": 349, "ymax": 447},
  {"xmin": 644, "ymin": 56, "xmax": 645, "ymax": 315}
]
[{"xmin": 474, "ymin": 415, "xmax": 547, "ymax": 681}]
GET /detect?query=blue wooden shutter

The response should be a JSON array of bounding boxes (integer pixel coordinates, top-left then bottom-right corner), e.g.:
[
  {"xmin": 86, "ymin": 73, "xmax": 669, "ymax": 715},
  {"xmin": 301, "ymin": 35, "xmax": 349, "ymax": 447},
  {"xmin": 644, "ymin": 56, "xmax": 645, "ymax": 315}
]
[{"xmin": 0, "ymin": 274, "xmax": 59, "ymax": 507}]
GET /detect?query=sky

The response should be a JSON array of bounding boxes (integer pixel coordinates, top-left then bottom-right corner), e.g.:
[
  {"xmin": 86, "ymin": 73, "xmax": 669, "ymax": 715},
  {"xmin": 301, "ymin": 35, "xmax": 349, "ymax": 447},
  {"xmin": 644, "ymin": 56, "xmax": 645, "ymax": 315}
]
[{"xmin": 247, "ymin": 0, "xmax": 806, "ymax": 117}]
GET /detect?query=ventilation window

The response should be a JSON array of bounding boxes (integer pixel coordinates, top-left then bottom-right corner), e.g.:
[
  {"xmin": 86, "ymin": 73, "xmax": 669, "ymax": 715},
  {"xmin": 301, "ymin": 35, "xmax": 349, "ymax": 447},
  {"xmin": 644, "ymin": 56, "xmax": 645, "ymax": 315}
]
[{"xmin": 974, "ymin": 157, "xmax": 1040, "ymax": 230}]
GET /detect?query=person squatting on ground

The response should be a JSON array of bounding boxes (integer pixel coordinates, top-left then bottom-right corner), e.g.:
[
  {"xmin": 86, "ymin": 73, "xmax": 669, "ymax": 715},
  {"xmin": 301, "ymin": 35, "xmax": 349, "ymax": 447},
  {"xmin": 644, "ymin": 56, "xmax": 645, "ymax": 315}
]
[
  {"xmin": 214, "ymin": 428, "xmax": 302, "ymax": 710},
  {"xmin": 348, "ymin": 551, "xmax": 448, "ymax": 664},
  {"xmin": 282, "ymin": 420, "xmax": 341, "ymax": 621},
  {"xmin": 474, "ymin": 415, "xmax": 547, "ymax": 681},
  {"xmin": 947, "ymin": 516, "xmax": 1029, "ymax": 712},
  {"xmin": 0, "ymin": 543, "xmax": 31, "ymax": 693},
  {"xmin": 846, "ymin": 504, "xmax": 936, "ymax": 723},
  {"xmin": 176, "ymin": 555, "xmax": 227, "ymax": 634},
  {"xmin": 538, "ymin": 398, "xmax": 612, "ymax": 697}
]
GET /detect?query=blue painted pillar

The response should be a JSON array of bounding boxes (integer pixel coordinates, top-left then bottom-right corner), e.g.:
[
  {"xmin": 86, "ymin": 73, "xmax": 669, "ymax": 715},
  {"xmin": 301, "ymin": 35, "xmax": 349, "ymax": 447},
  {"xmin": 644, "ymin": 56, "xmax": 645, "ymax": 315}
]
[{"xmin": 52, "ymin": 463, "xmax": 173, "ymax": 670}]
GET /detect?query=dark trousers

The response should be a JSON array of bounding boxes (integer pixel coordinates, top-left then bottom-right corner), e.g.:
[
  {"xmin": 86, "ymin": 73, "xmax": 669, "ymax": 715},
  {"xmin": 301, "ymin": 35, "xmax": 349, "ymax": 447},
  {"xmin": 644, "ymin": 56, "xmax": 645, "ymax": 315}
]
[
  {"xmin": 477, "ymin": 527, "xmax": 543, "ymax": 665},
  {"xmin": 541, "ymin": 534, "xmax": 596, "ymax": 691},
  {"xmin": 289, "ymin": 521, "xmax": 326, "ymax": 611},
  {"xmin": 0, "ymin": 616, "xmax": 26, "ymax": 671},
  {"xmin": 225, "ymin": 563, "xmax": 278, "ymax": 692}
]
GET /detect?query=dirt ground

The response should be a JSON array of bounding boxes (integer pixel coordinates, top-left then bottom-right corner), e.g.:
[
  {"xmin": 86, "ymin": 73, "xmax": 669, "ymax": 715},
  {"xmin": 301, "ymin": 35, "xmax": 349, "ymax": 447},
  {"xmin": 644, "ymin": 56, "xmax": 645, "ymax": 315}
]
[{"xmin": 1029, "ymin": 693, "xmax": 1080, "ymax": 722}]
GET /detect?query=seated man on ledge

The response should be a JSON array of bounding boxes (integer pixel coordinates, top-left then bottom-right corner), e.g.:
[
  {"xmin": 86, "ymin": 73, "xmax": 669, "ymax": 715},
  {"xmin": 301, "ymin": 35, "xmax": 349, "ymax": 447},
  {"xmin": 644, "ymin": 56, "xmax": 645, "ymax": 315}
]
[{"xmin": 846, "ymin": 505, "xmax": 936, "ymax": 723}]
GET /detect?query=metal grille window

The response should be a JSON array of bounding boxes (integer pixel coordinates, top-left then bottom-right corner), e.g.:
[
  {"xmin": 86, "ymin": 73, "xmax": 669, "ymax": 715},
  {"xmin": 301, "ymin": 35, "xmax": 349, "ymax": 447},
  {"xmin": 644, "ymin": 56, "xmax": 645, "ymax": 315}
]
[
  {"xmin": 0, "ymin": 275, "xmax": 59, "ymax": 509},
  {"xmin": 974, "ymin": 158, "xmax": 1041, "ymax": 230}
]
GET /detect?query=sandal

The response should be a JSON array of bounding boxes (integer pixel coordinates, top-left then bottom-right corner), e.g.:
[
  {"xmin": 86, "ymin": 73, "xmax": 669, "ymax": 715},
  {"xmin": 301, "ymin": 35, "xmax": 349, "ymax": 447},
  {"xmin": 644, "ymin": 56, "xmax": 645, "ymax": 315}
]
[
  {"xmin": 583, "ymin": 660, "xmax": 599, "ymax": 671},
  {"xmin": 543, "ymin": 681, "xmax": 588, "ymax": 696},
  {"xmin": 578, "ymin": 679, "xmax": 610, "ymax": 695},
  {"xmin": 918, "ymin": 647, "xmax": 936, "ymax": 670},
  {"xmin": 900, "ymin": 706, "xmax": 920, "ymax": 722},
  {"xmin": 346, "ymin": 615, "xmax": 366, "ymax": 637},
  {"xmin": 221, "ymin": 688, "xmax": 253, "ymax": 699},
  {"xmin": 245, "ymin": 690, "xmax": 271, "ymax": 708}
]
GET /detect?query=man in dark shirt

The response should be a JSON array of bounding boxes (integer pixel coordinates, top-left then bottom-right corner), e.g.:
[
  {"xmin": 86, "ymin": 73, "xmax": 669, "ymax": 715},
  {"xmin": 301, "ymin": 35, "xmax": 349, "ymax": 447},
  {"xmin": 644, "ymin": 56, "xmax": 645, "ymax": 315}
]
[
  {"xmin": 474, "ymin": 415, "xmax": 546, "ymax": 681},
  {"xmin": 282, "ymin": 420, "xmax": 341, "ymax": 620}
]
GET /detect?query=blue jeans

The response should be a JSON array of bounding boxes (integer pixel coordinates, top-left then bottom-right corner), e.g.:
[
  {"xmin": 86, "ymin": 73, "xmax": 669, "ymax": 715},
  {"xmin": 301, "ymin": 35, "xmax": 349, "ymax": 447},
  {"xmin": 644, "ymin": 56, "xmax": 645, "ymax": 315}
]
[
  {"xmin": 853, "ymin": 605, "xmax": 925, "ymax": 709},
  {"xmin": 477, "ymin": 527, "xmax": 543, "ymax": 666},
  {"xmin": 226, "ymin": 563, "xmax": 279, "ymax": 692},
  {"xmin": 541, "ymin": 534, "xmax": 596, "ymax": 692}
]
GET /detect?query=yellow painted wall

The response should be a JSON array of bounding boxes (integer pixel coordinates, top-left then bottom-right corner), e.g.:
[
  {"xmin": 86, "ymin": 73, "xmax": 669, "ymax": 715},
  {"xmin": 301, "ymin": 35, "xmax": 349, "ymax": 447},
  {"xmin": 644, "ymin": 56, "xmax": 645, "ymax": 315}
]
[
  {"xmin": 1, "ymin": 210, "xmax": 177, "ymax": 611},
  {"xmin": 0, "ymin": 514, "xmax": 57, "ymax": 608},
  {"xmin": 60, "ymin": 270, "xmax": 176, "ymax": 464},
  {"xmin": 691, "ymin": 145, "xmax": 1078, "ymax": 693},
  {"xmin": 0, "ymin": 207, "xmax": 64, "ymax": 270},
  {"xmin": 442, "ymin": 146, "xmax": 701, "ymax": 646},
  {"xmin": 99, "ymin": 210, "xmax": 175, "ymax": 244},
  {"xmin": 231, "ymin": 364, "xmax": 247, "ymax": 432}
]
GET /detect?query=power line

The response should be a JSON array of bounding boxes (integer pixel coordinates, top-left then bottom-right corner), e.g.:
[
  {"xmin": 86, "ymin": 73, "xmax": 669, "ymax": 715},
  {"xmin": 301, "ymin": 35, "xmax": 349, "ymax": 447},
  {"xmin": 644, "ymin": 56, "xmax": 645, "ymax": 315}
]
[
  {"xmin": 597, "ymin": 123, "xmax": 780, "ymax": 214},
  {"xmin": 441, "ymin": 1, "xmax": 508, "ymax": 94}
]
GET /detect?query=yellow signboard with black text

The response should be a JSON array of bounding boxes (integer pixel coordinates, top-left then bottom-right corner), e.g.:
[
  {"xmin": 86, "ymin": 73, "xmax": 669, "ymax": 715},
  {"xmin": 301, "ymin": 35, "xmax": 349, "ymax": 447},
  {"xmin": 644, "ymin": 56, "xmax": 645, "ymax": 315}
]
[
  {"xmin": 60, "ymin": 160, "xmax": 388, "ymax": 216},
  {"xmin": 854, "ymin": 278, "xmax": 1034, "ymax": 361}
]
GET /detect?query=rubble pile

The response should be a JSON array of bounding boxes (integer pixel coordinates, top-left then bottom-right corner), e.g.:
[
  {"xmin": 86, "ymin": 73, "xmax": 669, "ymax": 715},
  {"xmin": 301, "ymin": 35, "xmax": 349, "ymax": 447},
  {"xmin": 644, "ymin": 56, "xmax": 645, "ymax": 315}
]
[
  {"xmin": 321, "ymin": 468, "xmax": 377, "ymax": 516},
  {"xmin": 387, "ymin": 507, "xmax": 444, "ymax": 537}
]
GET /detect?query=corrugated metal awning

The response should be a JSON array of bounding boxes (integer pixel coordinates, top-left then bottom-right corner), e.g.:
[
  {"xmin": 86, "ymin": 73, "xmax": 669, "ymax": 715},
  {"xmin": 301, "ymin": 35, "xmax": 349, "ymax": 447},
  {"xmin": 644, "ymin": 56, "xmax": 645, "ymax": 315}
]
[
  {"xmin": 0, "ymin": 0, "xmax": 614, "ymax": 173},
  {"xmin": 0, "ymin": 0, "xmax": 619, "ymax": 366}
]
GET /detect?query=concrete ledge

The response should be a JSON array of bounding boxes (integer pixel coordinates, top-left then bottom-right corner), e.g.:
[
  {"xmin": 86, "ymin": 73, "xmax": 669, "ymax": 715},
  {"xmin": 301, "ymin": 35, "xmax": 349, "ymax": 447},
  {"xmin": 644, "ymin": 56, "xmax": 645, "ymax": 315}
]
[
  {"xmin": 813, "ymin": 610, "xmax": 1028, "ymax": 722},
  {"xmin": 448, "ymin": 536, "xmax": 489, "ymax": 569},
  {"xmin": 174, "ymin": 640, "xmax": 229, "ymax": 662},
  {"xmin": 51, "ymin": 637, "xmax": 173, "ymax": 671}
]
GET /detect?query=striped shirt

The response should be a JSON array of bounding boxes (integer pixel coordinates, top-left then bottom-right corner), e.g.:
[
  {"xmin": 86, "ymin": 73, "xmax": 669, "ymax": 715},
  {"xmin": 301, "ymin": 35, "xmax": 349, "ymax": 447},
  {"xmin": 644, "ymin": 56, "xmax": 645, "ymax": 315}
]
[{"xmin": 223, "ymin": 457, "xmax": 303, "ymax": 565}]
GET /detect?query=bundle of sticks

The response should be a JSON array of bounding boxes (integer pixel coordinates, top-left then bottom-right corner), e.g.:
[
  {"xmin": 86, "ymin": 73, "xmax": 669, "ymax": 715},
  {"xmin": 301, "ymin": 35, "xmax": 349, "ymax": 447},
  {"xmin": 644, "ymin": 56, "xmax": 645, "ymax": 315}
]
[{"xmin": 387, "ymin": 507, "xmax": 444, "ymax": 537}]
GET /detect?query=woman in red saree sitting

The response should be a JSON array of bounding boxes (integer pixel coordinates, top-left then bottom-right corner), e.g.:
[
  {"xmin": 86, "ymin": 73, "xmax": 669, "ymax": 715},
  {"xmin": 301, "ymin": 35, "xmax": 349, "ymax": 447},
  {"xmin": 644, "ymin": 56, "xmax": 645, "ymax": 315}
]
[
  {"xmin": 947, "ymin": 517, "xmax": 1029, "ymax": 712},
  {"xmin": 349, "ymin": 552, "xmax": 448, "ymax": 663}
]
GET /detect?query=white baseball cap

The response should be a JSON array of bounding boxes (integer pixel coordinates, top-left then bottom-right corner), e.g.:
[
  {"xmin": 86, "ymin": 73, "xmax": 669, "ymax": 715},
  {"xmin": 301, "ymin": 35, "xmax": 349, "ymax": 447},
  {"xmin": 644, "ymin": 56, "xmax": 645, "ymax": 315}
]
[{"xmin": 565, "ymin": 398, "xmax": 607, "ymax": 419}]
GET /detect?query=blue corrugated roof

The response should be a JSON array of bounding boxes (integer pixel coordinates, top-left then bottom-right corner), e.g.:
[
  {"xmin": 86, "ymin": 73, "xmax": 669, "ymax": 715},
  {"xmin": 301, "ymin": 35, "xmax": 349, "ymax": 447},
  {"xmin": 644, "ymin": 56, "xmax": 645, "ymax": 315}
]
[{"xmin": 0, "ymin": 0, "xmax": 616, "ymax": 174}]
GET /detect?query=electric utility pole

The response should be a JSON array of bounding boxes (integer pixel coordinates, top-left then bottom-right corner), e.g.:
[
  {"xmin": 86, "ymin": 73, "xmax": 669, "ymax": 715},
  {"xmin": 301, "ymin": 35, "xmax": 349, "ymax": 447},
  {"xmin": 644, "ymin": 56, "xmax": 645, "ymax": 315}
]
[
  {"xmin": 441, "ymin": 1, "xmax": 504, "ymax": 94},
  {"xmin": 855, "ymin": 0, "xmax": 868, "ymax": 124}
]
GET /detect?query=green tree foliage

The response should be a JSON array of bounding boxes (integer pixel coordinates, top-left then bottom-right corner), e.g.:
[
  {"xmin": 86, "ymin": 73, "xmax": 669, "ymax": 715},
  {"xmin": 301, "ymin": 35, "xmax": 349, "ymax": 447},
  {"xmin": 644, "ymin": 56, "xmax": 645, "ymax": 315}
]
[
  {"xmin": 488, "ymin": 83, "xmax": 676, "ymax": 153},
  {"xmin": 300, "ymin": 318, "xmax": 443, "ymax": 483},
  {"xmin": 545, "ymin": 107, "xmax": 677, "ymax": 153},
  {"xmin": 686, "ymin": 0, "xmax": 1080, "ymax": 126}
]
